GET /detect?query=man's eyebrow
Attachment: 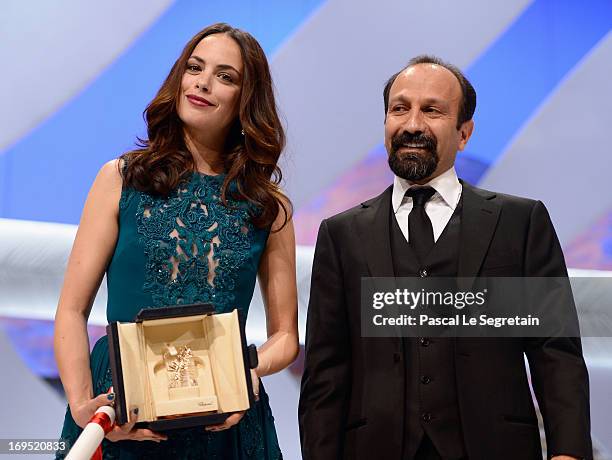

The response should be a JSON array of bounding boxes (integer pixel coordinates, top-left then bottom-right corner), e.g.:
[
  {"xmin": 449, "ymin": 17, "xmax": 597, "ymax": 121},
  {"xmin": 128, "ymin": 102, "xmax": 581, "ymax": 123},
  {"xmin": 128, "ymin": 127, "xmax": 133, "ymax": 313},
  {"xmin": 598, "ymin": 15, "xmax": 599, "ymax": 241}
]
[
  {"xmin": 188, "ymin": 55, "xmax": 241, "ymax": 76},
  {"xmin": 388, "ymin": 94, "xmax": 408, "ymax": 104},
  {"xmin": 420, "ymin": 97, "xmax": 449, "ymax": 106},
  {"xmin": 389, "ymin": 95, "xmax": 449, "ymax": 106}
]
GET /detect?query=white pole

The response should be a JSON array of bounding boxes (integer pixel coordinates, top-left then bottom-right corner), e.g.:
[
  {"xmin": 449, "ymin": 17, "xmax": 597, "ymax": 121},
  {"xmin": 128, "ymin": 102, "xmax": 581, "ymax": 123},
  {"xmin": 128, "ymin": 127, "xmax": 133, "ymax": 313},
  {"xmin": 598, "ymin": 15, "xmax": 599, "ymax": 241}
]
[{"xmin": 65, "ymin": 406, "xmax": 115, "ymax": 460}]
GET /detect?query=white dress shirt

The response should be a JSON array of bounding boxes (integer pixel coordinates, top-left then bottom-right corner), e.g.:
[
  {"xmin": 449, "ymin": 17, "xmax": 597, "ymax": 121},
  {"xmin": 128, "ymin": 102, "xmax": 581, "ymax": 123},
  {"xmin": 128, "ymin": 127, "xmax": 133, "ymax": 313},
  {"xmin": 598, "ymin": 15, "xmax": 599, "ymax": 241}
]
[{"xmin": 392, "ymin": 167, "xmax": 463, "ymax": 243}]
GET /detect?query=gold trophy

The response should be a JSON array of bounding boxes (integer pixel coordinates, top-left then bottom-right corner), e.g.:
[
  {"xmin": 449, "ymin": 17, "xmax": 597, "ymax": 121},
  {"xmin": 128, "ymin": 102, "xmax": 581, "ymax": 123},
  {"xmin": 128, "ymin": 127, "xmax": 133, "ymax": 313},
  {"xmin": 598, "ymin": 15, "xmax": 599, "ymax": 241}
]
[
  {"xmin": 153, "ymin": 341, "xmax": 218, "ymax": 417},
  {"xmin": 164, "ymin": 344, "xmax": 198, "ymax": 389}
]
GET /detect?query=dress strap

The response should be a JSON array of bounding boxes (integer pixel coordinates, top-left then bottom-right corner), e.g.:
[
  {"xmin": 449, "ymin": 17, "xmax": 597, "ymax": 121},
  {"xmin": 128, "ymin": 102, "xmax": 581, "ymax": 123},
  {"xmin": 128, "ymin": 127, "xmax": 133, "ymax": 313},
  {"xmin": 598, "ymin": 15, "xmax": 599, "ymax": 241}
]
[
  {"xmin": 118, "ymin": 155, "xmax": 133, "ymax": 211},
  {"xmin": 120, "ymin": 155, "xmax": 129, "ymax": 177}
]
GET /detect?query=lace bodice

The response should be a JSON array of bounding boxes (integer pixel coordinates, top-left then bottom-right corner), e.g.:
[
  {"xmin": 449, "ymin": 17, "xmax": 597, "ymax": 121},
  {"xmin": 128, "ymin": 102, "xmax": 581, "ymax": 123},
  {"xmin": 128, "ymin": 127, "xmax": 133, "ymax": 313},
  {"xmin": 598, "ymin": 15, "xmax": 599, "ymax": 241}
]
[{"xmin": 106, "ymin": 172, "xmax": 270, "ymax": 322}]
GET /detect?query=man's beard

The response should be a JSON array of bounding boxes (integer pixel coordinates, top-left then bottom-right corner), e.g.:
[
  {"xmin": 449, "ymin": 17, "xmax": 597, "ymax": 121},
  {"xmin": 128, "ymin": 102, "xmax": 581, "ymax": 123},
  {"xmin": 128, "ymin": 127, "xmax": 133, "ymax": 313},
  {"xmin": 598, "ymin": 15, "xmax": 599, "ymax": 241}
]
[{"xmin": 388, "ymin": 131, "xmax": 438, "ymax": 182}]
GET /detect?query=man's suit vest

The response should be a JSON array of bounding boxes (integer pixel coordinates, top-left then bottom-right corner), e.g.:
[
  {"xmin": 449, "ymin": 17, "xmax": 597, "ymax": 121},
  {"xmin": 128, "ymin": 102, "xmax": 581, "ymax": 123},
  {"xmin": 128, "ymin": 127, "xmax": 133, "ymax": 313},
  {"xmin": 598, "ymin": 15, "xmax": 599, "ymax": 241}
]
[{"xmin": 389, "ymin": 199, "xmax": 467, "ymax": 460}]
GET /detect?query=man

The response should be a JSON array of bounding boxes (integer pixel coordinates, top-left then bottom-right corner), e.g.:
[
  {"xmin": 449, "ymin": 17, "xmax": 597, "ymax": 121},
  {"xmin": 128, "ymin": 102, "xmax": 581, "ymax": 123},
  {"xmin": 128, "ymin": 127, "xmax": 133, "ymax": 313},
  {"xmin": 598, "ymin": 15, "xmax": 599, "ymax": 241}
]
[{"xmin": 298, "ymin": 55, "xmax": 591, "ymax": 460}]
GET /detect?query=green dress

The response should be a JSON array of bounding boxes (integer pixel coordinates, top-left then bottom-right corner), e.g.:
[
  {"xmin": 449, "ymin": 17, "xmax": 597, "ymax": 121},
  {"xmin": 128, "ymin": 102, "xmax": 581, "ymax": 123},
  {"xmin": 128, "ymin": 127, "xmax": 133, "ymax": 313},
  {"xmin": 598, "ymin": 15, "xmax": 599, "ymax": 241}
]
[{"xmin": 57, "ymin": 171, "xmax": 282, "ymax": 459}]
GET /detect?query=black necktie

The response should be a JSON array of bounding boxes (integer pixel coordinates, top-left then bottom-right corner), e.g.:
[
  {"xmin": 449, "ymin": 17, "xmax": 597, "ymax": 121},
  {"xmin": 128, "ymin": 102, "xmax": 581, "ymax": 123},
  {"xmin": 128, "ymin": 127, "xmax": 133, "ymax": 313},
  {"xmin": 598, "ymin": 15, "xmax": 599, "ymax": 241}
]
[{"xmin": 406, "ymin": 187, "xmax": 436, "ymax": 262}]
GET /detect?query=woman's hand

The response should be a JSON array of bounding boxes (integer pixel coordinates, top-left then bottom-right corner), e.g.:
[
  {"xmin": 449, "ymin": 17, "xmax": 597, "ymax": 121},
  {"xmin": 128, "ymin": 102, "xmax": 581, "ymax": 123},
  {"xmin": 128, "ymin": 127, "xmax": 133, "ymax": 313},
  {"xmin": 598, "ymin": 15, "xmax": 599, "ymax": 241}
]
[
  {"xmin": 205, "ymin": 369, "xmax": 260, "ymax": 432},
  {"xmin": 71, "ymin": 388, "xmax": 167, "ymax": 443},
  {"xmin": 105, "ymin": 408, "xmax": 168, "ymax": 443},
  {"xmin": 205, "ymin": 411, "xmax": 246, "ymax": 432},
  {"xmin": 70, "ymin": 390, "xmax": 117, "ymax": 429}
]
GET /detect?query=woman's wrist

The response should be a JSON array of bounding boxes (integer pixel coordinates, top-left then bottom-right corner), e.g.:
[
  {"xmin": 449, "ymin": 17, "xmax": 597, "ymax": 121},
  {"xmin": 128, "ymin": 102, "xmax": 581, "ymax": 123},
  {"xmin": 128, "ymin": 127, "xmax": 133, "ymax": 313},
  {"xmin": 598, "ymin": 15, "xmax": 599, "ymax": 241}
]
[
  {"xmin": 254, "ymin": 357, "xmax": 271, "ymax": 378},
  {"xmin": 66, "ymin": 389, "xmax": 94, "ymax": 409}
]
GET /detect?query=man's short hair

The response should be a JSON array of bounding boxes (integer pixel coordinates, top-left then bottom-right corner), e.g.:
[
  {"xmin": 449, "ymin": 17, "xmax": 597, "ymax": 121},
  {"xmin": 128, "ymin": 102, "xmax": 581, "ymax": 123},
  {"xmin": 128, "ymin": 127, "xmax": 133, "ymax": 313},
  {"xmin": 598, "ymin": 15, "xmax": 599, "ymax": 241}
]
[{"xmin": 383, "ymin": 55, "xmax": 477, "ymax": 128}]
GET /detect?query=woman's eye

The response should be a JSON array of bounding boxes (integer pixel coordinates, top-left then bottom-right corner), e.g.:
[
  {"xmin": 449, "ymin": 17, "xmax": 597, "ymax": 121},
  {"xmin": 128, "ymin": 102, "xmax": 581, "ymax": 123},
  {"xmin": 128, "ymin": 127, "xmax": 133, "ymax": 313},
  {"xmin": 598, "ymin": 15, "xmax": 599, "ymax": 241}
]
[
  {"xmin": 219, "ymin": 73, "xmax": 233, "ymax": 82},
  {"xmin": 186, "ymin": 64, "xmax": 201, "ymax": 72}
]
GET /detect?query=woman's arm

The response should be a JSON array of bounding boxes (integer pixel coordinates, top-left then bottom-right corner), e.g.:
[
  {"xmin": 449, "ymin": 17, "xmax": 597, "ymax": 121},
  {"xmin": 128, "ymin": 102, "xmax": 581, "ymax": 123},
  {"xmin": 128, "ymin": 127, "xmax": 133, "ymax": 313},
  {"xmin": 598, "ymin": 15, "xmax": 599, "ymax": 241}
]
[
  {"xmin": 205, "ymin": 200, "xmax": 300, "ymax": 433},
  {"xmin": 54, "ymin": 160, "xmax": 167, "ymax": 442},
  {"xmin": 54, "ymin": 160, "xmax": 122, "ymax": 424},
  {"xmin": 255, "ymin": 204, "xmax": 300, "ymax": 377}
]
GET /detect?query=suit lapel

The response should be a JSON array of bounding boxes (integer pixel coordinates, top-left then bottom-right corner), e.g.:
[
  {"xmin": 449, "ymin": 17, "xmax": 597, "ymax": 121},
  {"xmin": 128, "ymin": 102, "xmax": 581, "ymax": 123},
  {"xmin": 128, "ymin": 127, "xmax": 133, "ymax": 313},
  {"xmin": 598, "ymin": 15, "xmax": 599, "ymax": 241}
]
[
  {"xmin": 458, "ymin": 181, "xmax": 501, "ymax": 288},
  {"xmin": 355, "ymin": 185, "xmax": 395, "ymax": 278},
  {"xmin": 354, "ymin": 180, "xmax": 500, "ymax": 282},
  {"xmin": 356, "ymin": 186, "xmax": 404, "ymax": 342}
]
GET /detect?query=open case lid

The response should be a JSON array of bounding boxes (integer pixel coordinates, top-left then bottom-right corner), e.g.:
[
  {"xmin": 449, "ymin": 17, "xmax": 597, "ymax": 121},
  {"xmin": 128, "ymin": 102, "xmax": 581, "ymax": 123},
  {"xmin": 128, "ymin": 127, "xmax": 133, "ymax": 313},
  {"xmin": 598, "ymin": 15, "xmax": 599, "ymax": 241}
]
[
  {"xmin": 106, "ymin": 303, "xmax": 258, "ymax": 429},
  {"xmin": 134, "ymin": 303, "xmax": 215, "ymax": 322}
]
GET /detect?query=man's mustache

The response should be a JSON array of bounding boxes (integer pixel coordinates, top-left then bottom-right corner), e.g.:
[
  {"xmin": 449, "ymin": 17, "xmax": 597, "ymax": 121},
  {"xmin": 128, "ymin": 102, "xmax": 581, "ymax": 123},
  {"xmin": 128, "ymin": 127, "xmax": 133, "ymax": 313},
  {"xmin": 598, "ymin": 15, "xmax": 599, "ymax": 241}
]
[{"xmin": 391, "ymin": 132, "xmax": 437, "ymax": 154}]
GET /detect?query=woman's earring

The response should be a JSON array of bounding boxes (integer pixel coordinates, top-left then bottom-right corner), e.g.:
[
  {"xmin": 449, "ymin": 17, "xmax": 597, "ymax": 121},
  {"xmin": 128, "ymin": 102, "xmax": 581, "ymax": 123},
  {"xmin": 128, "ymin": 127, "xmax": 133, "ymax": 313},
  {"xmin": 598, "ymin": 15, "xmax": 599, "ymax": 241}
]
[{"xmin": 240, "ymin": 129, "xmax": 245, "ymax": 136}]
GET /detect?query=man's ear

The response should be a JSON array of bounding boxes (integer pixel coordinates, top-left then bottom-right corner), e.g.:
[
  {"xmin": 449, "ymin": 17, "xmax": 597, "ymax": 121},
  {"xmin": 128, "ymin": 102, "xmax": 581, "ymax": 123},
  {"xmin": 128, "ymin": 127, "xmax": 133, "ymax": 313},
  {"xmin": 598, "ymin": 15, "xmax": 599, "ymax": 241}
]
[{"xmin": 458, "ymin": 119, "xmax": 474, "ymax": 151}]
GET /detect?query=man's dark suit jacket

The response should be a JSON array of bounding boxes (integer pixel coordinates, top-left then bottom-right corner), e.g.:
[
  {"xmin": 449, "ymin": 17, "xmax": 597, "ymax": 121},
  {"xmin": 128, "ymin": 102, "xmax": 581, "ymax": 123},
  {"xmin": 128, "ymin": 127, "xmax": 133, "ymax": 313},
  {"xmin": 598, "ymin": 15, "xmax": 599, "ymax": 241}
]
[{"xmin": 299, "ymin": 181, "xmax": 592, "ymax": 460}]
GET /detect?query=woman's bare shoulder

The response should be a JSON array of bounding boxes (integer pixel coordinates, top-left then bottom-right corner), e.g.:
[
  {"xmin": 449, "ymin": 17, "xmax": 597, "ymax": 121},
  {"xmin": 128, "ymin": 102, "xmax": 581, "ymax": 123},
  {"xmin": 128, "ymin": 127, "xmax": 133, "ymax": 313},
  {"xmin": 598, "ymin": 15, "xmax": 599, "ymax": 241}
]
[{"xmin": 96, "ymin": 159, "xmax": 124, "ymax": 188}]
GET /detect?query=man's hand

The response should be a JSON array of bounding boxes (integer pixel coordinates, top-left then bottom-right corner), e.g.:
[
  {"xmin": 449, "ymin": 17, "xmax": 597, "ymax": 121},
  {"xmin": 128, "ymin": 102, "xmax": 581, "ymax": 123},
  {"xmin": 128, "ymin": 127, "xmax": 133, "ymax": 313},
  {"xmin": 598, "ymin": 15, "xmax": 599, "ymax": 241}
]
[{"xmin": 551, "ymin": 456, "xmax": 579, "ymax": 460}]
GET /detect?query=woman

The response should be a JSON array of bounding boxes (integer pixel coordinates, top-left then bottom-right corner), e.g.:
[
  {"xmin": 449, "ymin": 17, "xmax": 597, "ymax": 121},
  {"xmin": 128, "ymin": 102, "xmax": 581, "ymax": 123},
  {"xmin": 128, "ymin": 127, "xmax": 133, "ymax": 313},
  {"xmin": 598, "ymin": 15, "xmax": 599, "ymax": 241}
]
[{"xmin": 54, "ymin": 23, "xmax": 299, "ymax": 459}]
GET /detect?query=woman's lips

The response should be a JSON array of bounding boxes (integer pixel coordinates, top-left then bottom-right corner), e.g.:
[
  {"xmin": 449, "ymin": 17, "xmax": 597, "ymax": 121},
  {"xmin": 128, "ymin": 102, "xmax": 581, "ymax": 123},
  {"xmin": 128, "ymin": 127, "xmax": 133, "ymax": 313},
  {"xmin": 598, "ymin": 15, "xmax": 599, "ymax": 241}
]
[{"xmin": 186, "ymin": 95, "xmax": 213, "ymax": 107}]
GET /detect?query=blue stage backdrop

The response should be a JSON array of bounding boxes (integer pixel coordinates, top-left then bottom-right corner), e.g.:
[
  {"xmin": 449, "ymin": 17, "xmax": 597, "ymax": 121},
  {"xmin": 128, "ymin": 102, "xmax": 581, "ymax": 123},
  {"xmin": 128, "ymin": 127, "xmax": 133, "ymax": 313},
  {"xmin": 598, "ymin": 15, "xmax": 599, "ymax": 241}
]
[{"xmin": 1, "ymin": 0, "xmax": 610, "ymax": 268}]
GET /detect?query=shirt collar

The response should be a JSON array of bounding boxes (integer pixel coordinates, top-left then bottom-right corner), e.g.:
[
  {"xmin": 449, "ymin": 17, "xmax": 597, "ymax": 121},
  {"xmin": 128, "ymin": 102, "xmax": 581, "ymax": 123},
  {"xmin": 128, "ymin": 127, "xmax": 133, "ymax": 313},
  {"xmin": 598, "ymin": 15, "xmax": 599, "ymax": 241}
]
[{"xmin": 392, "ymin": 166, "xmax": 462, "ymax": 213}]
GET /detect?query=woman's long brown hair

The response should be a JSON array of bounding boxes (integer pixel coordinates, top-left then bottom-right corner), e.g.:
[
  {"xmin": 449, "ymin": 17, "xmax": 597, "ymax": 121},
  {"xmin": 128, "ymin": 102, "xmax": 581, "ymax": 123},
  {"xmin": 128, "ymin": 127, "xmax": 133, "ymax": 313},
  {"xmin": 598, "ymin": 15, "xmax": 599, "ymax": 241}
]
[{"xmin": 121, "ymin": 23, "xmax": 290, "ymax": 230}]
